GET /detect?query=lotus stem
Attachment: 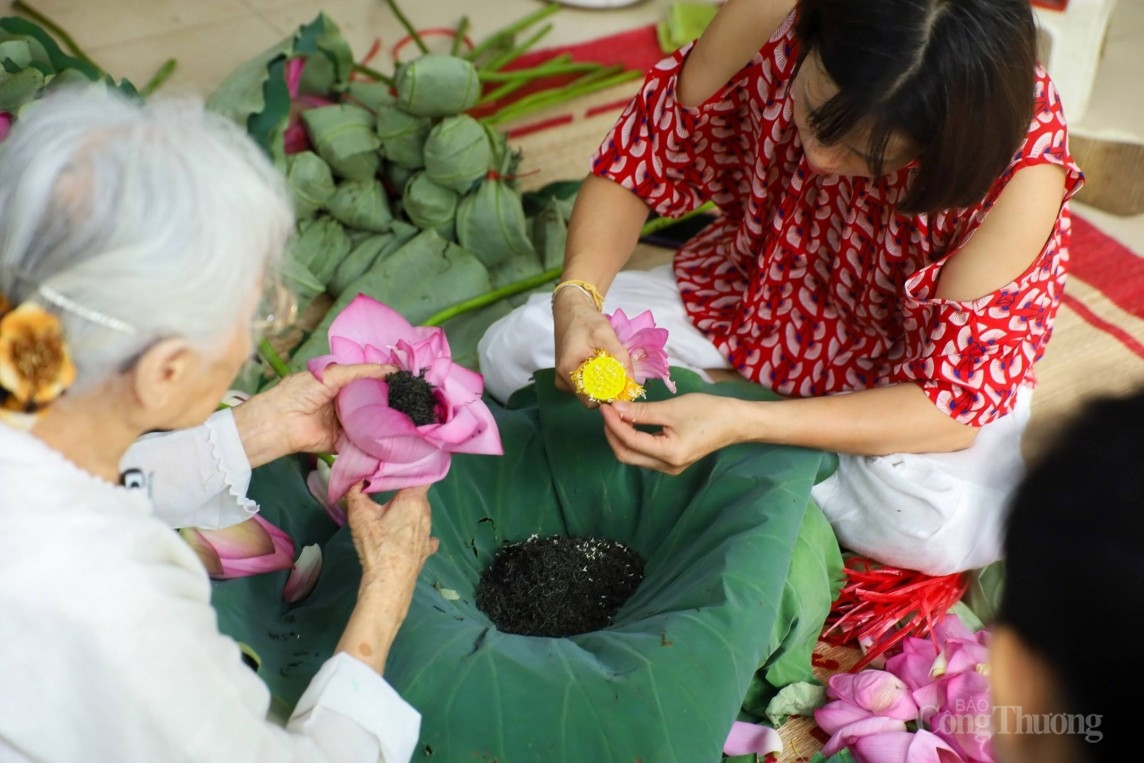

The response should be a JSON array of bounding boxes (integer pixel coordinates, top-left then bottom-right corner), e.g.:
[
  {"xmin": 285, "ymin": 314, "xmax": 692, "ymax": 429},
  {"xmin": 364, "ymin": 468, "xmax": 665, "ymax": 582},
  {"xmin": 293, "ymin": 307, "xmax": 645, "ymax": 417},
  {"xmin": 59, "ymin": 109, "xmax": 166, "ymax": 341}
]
[
  {"xmin": 476, "ymin": 62, "xmax": 604, "ymax": 108},
  {"xmin": 383, "ymin": 0, "xmax": 428, "ymax": 55},
  {"xmin": 139, "ymin": 58, "xmax": 177, "ymax": 97},
  {"xmin": 422, "ymin": 207, "xmax": 717, "ymax": 327},
  {"xmin": 258, "ymin": 338, "xmax": 293, "ymax": 380},
  {"xmin": 482, "ymin": 23, "xmax": 553, "ymax": 73},
  {"xmin": 12, "ymin": 0, "xmax": 100, "ymax": 70},
  {"xmin": 483, "ymin": 67, "xmax": 641, "ymax": 126},
  {"xmin": 466, "ymin": 3, "xmax": 561, "ymax": 66},
  {"xmin": 451, "ymin": 16, "xmax": 470, "ymax": 57},
  {"xmin": 352, "ymin": 62, "xmax": 394, "ymax": 86},
  {"xmin": 477, "ymin": 57, "xmax": 595, "ymax": 83}
]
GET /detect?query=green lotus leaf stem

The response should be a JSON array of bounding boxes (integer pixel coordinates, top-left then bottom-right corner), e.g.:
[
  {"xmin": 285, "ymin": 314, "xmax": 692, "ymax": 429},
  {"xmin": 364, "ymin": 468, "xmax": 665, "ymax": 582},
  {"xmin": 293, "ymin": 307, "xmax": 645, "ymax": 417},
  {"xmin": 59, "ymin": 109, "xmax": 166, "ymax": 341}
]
[
  {"xmin": 12, "ymin": 0, "xmax": 100, "ymax": 70},
  {"xmin": 465, "ymin": 2, "xmax": 561, "ymax": 66},
  {"xmin": 421, "ymin": 205, "xmax": 717, "ymax": 327},
  {"xmin": 482, "ymin": 23, "xmax": 553, "ymax": 73},
  {"xmin": 477, "ymin": 57, "xmax": 598, "ymax": 83},
  {"xmin": 318, "ymin": 452, "xmax": 335, "ymax": 467},
  {"xmin": 484, "ymin": 67, "xmax": 641, "ymax": 126},
  {"xmin": 352, "ymin": 63, "xmax": 394, "ymax": 86},
  {"xmin": 641, "ymin": 200, "xmax": 718, "ymax": 236},
  {"xmin": 451, "ymin": 16, "xmax": 470, "ymax": 57},
  {"xmin": 139, "ymin": 58, "xmax": 177, "ymax": 97},
  {"xmin": 423, "ymin": 266, "xmax": 561, "ymax": 327},
  {"xmin": 383, "ymin": 0, "xmax": 428, "ymax": 55},
  {"xmin": 258, "ymin": 338, "xmax": 293, "ymax": 380}
]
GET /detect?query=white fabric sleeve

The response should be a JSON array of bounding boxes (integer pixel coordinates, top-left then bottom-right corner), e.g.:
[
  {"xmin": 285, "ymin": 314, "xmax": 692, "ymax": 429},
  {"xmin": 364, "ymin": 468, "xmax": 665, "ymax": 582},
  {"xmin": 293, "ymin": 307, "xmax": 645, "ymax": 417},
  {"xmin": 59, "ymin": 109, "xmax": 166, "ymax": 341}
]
[
  {"xmin": 288, "ymin": 654, "xmax": 422, "ymax": 762},
  {"xmin": 119, "ymin": 408, "xmax": 258, "ymax": 530}
]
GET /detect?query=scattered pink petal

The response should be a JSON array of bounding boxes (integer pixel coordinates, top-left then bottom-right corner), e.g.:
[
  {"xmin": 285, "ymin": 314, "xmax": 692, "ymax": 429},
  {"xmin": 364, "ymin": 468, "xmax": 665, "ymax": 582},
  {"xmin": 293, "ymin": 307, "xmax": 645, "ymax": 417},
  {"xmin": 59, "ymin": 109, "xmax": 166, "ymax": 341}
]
[
  {"xmin": 306, "ymin": 460, "xmax": 346, "ymax": 526},
  {"xmin": 179, "ymin": 515, "xmax": 295, "ymax": 579},
  {"xmin": 283, "ymin": 544, "xmax": 323, "ymax": 603},
  {"xmin": 723, "ymin": 721, "xmax": 782, "ymax": 757}
]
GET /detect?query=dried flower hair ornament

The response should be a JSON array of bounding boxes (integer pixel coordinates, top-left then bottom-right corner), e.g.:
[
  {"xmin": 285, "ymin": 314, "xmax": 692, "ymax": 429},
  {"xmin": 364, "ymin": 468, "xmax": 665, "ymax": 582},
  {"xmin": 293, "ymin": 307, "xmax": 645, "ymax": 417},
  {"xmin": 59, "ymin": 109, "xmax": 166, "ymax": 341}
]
[{"xmin": 0, "ymin": 286, "xmax": 135, "ymax": 428}]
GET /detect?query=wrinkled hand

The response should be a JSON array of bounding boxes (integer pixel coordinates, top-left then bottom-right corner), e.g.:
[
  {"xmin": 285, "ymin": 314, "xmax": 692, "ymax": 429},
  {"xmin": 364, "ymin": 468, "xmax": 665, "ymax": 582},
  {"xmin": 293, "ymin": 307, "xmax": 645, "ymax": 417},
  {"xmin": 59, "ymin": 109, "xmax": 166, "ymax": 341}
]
[
  {"xmin": 599, "ymin": 393, "xmax": 744, "ymax": 475},
  {"xmin": 346, "ymin": 484, "xmax": 439, "ymax": 605},
  {"xmin": 232, "ymin": 363, "xmax": 395, "ymax": 467},
  {"xmin": 553, "ymin": 293, "xmax": 631, "ymax": 408}
]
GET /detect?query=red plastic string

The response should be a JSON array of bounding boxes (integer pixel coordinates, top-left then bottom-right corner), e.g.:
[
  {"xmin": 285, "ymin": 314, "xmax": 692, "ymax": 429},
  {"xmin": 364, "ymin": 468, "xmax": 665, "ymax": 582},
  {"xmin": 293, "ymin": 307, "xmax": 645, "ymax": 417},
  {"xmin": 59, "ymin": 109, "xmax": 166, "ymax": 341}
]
[
  {"xmin": 821, "ymin": 556, "xmax": 968, "ymax": 671},
  {"xmin": 392, "ymin": 28, "xmax": 475, "ymax": 64}
]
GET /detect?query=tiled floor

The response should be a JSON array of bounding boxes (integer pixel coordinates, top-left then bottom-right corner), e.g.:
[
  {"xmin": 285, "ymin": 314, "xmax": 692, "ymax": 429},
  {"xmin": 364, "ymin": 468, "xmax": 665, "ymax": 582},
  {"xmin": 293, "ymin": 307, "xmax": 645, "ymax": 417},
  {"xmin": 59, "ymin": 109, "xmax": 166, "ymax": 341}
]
[{"xmin": 5, "ymin": 0, "xmax": 1141, "ymax": 252}]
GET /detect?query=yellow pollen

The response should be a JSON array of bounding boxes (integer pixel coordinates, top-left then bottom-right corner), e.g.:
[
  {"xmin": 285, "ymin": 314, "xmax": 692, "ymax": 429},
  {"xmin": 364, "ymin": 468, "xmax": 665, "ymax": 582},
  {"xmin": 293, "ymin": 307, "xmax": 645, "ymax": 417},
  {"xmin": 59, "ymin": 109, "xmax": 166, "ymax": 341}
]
[{"xmin": 571, "ymin": 350, "xmax": 644, "ymax": 403}]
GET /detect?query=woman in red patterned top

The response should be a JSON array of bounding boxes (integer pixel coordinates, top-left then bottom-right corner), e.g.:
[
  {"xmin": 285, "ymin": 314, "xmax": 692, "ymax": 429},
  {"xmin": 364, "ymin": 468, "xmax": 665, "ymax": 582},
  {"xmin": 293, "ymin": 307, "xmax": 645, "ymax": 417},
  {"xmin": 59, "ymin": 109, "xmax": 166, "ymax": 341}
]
[{"xmin": 478, "ymin": 0, "xmax": 1084, "ymax": 575}]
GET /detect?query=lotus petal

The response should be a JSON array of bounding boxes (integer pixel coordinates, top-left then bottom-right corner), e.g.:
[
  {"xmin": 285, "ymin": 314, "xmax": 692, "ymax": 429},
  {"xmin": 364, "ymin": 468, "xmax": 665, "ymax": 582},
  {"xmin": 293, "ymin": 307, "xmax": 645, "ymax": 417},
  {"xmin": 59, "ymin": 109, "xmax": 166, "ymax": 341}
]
[{"xmin": 283, "ymin": 544, "xmax": 323, "ymax": 603}]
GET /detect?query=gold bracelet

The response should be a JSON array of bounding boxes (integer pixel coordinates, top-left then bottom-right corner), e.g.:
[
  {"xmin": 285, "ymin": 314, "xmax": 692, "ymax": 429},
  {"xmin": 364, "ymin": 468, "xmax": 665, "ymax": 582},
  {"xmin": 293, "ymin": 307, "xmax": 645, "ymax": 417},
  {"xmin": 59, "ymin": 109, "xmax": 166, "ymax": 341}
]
[{"xmin": 551, "ymin": 279, "xmax": 604, "ymax": 311}]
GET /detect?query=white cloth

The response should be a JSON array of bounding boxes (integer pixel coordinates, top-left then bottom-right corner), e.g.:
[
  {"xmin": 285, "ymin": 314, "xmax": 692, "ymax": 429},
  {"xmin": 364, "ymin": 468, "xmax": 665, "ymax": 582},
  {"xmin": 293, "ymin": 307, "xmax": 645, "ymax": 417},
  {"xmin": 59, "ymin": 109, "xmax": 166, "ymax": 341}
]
[
  {"xmin": 0, "ymin": 423, "xmax": 420, "ymax": 762},
  {"xmin": 478, "ymin": 264, "xmax": 1027, "ymax": 575}
]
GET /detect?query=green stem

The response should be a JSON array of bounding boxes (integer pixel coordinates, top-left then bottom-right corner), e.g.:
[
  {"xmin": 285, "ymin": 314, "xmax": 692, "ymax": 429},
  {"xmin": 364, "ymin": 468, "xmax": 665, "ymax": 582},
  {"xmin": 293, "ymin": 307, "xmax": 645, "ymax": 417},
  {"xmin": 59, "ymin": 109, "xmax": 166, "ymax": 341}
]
[
  {"xmin": 424, "ymin": 267, "xmax": 562, "ymax": 327},
  {"xmin": 451, "ymin": 16, "xmax": 470, "ymax": 57},
  {"xmin": 258, "ymin": 338, "xmax": 292, "ymax": 380},
  {"xmin": 466, "ymin": 2, "xmax": 561, "ymax": 65},
  {"xmin": 383, "ymin": 0, "xmax": 428, "ymax": 55},
  {"xmin": 482, "ymin": 23, "xmax": 552, "ymax": 72},
  {"xmin": 483, "ymin": 67, "xmax": 640, "ymax": 126},
  {"xmin": 12, "ymin": 0, "xmax": 100, "ymax": 70},
  {"xmin": 476, "ymin": 56, "xmax": 593, "ymax": 82},
  {"xmin": 352, "ymin": 62, "xmax": 394, "ymax": 86},
  {"xmin": 476, "ymin": 61, "xmax": 602, "ymax": 108},
  {"xmin": 421, "ymin": 207, "xmax": 714, "ymax": 328},
  {"xmin": 139, "ymin": 58, "xmax": 177, "ymax": 97},
  {"xmin": 318, "ymin": 452, "xmax": 336, "ymax": 466}
]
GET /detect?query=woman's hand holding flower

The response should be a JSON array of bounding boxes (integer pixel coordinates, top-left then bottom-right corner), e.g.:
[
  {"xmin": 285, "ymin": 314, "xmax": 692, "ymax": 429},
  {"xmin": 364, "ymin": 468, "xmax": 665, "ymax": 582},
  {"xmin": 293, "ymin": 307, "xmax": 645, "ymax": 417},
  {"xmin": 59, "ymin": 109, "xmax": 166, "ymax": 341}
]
[
  {"xmin": 552, "ymin": 290, "xmax": 632, "ymax": 407},
  {"xmin": 599, "ymin": 393, "xmax": 747, "ymax": 475},
  {"xmin": 231, "ymin": 362, "xmax": 396, "ymax": 468}
]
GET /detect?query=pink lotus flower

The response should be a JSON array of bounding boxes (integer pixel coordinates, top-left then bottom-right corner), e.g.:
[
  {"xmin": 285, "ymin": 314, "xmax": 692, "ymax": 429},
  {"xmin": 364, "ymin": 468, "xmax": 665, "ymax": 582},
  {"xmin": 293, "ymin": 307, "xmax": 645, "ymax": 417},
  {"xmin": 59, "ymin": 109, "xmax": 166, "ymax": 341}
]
[
  {"xmin": 307, "ymin": 294, "xmax": 503, "ymax": 502},
  {"xmin": 916, "ymin": 670, "xmax": 993, "ymax": 763},
  {"xmin": 816, "ymin": 670, "xmax": 919, "ymax": 757},
  {"xmin": 608, "ymin": 308, "xmax": 675, "ymax": 393},
  {"xmin": 849, "ymin": 729, "xmax": 966, "ymax": 763},
  {"xmin": 179, "ymin": 514, "xmax": 294, "ymax": 579}
]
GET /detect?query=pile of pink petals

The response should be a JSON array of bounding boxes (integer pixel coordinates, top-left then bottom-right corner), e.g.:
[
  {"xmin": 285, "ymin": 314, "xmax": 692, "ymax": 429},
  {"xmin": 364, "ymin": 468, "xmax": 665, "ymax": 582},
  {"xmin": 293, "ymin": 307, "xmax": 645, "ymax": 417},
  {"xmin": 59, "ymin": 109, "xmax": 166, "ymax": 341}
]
[{"xmin": 814, "ymin": 614, "xmax": 993, "ymax": 763}]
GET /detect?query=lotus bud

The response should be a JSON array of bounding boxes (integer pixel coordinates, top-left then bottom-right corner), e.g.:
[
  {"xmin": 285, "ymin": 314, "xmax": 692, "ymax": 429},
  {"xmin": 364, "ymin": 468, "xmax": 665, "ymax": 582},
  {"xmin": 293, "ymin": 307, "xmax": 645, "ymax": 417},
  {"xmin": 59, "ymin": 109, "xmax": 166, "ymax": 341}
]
[
  {"xmin": 424, "ymin": 114, "xmax": 493, "ymax": 193},
  {"xmin": 403, "ymin": 171, "xmax": 459, "ymax": 240},
  {"xmin": 285, "ymin": 151, "xmax": 336, "ymax": 218},
  {"xmin": 289, "ymin": 215, "xmax": 352, "ymax": 287},
  {"xmin": 376, "ymin": 105, "xmax": 431, "ymax": 169},
  {"xmin": 301, "ymin": 103, "xmax": 380, "ymax": 181},
  {"xmin": 326, "ymin": 178, "xmax": 392, "ymax": 233},
  {"xmin": 394, "ymin": 54, "xmax": 480, "ymax": 117},
  {"xmin": 345, "ymin": 80, "xmax": 396, "ymax": 112},
  {"xmin": 178, "ymin": 515, "xmax": 295, "ymax": 579},
  {"xmin": 456, "ymin": 179, "xmax": 535, "ymax": 269}
]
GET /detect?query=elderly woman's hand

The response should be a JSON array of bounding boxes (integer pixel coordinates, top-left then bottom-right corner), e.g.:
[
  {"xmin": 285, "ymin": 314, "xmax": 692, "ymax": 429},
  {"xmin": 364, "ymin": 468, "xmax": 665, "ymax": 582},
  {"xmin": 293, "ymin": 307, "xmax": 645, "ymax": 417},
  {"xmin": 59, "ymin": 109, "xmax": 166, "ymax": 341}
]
[
  {"xmin": 336, "ymin": 484, "xmax": 439, "ymax": 674},
  {"xmin": 231, "ymin": 363, "xmax": 395, "ymax": 468}
]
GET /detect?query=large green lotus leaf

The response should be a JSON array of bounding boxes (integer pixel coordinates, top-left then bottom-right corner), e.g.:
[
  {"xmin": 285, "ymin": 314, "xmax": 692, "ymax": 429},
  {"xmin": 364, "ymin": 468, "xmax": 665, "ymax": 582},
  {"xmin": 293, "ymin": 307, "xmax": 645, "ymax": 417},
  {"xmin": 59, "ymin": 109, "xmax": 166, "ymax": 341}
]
[{"xmin": 210, "ymin": 370, "xmax": 842, "ymax": 762}]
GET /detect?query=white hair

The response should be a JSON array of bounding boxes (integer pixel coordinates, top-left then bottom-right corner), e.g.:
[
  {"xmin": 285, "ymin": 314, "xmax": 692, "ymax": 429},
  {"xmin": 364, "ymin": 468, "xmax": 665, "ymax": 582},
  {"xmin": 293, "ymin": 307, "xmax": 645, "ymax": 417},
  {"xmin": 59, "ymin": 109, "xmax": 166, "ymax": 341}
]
[{"xmin": 0, "ymin": 86, "xmax": 294, "ymax": 392}]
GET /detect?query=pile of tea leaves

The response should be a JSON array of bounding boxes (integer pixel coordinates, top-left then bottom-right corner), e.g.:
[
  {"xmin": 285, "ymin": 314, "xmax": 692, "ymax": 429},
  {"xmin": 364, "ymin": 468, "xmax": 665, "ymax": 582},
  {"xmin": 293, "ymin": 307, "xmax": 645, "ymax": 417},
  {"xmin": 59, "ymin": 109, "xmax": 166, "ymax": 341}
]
[{"xmin": 475, "ymin": 534, "xmax": 645, "ymax": 637}]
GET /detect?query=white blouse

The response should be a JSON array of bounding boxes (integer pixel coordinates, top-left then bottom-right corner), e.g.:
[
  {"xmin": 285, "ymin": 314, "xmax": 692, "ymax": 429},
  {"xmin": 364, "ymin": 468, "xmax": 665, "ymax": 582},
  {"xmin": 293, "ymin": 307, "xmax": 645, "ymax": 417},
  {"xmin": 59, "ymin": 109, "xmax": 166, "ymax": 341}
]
[{"xmin": 0, "ymin": 413, "xmax": 420, "ymax": 762}]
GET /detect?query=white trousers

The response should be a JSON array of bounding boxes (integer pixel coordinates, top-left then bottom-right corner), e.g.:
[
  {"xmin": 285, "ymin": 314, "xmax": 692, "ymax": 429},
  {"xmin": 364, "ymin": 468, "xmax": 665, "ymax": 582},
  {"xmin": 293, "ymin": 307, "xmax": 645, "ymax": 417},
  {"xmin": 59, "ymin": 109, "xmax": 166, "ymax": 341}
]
[{"xmin": 477, "ymin": 265, "xmax": 1026, "ymax": 575}]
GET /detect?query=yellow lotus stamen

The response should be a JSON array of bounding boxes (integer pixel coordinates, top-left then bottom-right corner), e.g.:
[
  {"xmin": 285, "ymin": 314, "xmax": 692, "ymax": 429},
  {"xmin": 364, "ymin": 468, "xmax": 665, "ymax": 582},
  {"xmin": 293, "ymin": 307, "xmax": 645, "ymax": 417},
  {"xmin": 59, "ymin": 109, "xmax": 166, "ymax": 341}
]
[{"xmin": 570, "ymin": 350, "xmax": 644, "ymax": 403}]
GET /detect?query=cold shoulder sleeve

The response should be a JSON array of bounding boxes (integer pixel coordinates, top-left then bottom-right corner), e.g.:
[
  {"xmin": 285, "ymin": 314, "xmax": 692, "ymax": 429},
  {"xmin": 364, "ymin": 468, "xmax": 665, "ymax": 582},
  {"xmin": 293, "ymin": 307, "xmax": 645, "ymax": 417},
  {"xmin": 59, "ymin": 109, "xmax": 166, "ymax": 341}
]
[{"xmin": 891, "ymin": 70, "xmax": 1084, "ymax": 426}]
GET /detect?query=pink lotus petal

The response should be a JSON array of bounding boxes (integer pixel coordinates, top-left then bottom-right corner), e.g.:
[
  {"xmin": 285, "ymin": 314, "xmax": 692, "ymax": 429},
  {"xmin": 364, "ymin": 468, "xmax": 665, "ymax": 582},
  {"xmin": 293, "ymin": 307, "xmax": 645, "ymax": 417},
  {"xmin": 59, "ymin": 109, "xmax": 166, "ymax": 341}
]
[
  {"xmin": 851, "ymin": 730, "xmax": 965, "ymax": 763},
  {"xmin": 178, "ymin": 528, "xmax": 224, "ymax": 577},
  {"xmin": 0, "ymin": 113, "xmax": 13, "ymax": 143},
  {"xmin": 425, "ymin": 356, "xmax": 483, "ymax": 398},
  {"xmin": 328, "ymin": 294, "xmax": 418, "ymax": 355},
  {"xmin": 198, "ymin": 516, "xmax": 275, "ymax": 559},
  {"xmin": 828, "ymin": 671, "xmax": 918, "ymax": 721},
  {"xmin": 362, "ymin": 448, "xmax": 451, "ymax": 493},
  {"xmin": 608, "ymin": 308, "xmax": 675, "ymax": 392},
  {"xmin": 216, "ymin": 515, "xmax": 295, "ymax": 577},
  {"xmin": 283, "ymin": 122, "xmax": 310, "ymax": 155},
  {"xmin": 283, "ymin": 544, "xmax": 323, "ymax": 603},
  {"xmin": 423, "ymin": 403, "xmax": 502, "ymax": 454},
  {"xmin": 327, "ymin": 435, "xmax": 384, "ymax": 504},
  {"xmin": 306, "ymin": 354, "xmax": 340, "ymax": 382},
  {"xmin": 820, "ymin": 716, "xmax": 908, "ymax": 758},
  {"xmin": 306, "ymin": 463, "xmax": 346, "ymax": 526},
  {"xmin": 285, "ymin": 57, "xmax": 305, "ymax": 98},
  {"xmin": 723, "ymin": 721, "xmax": 782, "ymax": 757},
  {"xmin": 330, "ymin": 335, "xmax": 370, "ymax": 365},
  {"xmin": 887, "ymin": 640, "xmax": 940, "ymax": 691},
  {"xmin": 338, "ymin": 400, "xmax": 441, "ymax": 463},
  {"xmin": 815, "ymin": 701, "xmax": 876, "ymax": 736},
  {"xmin": 945, "ymin": 641, "xmax": 990, "ymax": 676}
]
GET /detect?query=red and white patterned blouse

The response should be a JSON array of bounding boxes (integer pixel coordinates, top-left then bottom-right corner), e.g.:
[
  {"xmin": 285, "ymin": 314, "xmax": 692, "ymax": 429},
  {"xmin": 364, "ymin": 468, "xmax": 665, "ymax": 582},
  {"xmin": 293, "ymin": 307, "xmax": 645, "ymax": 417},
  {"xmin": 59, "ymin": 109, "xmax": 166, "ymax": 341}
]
[{"xmin": 592, "ymin": 13, "xmax": 1084, "ymax": 426}]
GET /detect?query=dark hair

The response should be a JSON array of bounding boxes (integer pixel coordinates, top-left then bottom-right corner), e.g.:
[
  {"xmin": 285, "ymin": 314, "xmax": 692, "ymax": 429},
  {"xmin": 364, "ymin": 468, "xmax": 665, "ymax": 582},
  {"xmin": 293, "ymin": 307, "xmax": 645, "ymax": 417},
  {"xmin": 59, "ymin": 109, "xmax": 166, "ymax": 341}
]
[
  {"xmin": 998, "ymin": 389, "xmax": 1144, "ymax": 761},
  {"xmin": 794, "ymin": 0, "xmax": 1037, "ymax": 214}
]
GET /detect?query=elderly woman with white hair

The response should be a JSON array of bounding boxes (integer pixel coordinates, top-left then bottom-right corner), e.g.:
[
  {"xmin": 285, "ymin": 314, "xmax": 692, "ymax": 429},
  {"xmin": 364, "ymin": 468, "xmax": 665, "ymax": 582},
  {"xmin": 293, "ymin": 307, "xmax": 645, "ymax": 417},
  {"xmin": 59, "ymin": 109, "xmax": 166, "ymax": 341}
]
[{"xmin": 0, "ymin": 88, "xmax": 435, "ymax": 761}]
